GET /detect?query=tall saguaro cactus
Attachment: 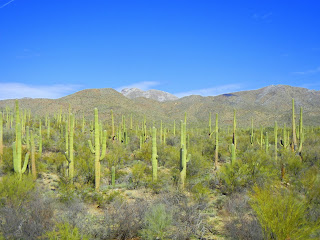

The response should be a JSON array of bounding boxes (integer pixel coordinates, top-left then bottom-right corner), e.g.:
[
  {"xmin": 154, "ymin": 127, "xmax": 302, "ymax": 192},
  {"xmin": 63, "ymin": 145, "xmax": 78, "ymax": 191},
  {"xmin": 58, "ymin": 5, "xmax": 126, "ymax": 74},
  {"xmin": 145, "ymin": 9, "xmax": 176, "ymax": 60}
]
[
  {"xmin": 180, "ymin": 120, "xmax": 191, "ymax": 188},
  {"xmin": 292, "ymin": 98, "xmax": 297, "ymax": 151},
  {"xmin": 13, "ymin": 100, "xmax": 29, "ymax": 177},
  {"xmin": 298, "ymin": 107, "xmax": 303, "ymax": 155},
  {"xmin": 88, "ymin": 108, "xmax": 107, "ymax": 191},
  {"xmin": 65, "ymin": 114, "xmax": 75, "ymax": 180},
  {"xmin": 152, "ymin": 127, "xmax": 158, "ymax": 181},
  {"xmin": 30, "ymin": 130, "xmax": 37, "ymax": 179}
]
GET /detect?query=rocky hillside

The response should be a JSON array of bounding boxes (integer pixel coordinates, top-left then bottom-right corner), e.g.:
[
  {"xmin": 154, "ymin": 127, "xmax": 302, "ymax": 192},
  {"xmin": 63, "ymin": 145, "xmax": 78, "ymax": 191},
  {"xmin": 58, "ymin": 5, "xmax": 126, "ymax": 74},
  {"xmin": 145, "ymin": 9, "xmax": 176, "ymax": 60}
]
[
  {"xmin": 0, "ymin": 85, "xmax": 320, "ymax": 127},
  {"xmin": 120, "ymin": 88, "xmax": 178, "ymax": 102}
]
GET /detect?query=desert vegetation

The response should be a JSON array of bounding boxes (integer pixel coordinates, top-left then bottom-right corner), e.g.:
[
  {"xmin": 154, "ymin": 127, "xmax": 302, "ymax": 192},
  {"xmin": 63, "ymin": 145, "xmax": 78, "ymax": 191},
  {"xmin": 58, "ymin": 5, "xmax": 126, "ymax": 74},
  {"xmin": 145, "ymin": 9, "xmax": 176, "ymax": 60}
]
[{"xmin": 0, "ymin": 98, "xmax": 320, "ymax": 239}]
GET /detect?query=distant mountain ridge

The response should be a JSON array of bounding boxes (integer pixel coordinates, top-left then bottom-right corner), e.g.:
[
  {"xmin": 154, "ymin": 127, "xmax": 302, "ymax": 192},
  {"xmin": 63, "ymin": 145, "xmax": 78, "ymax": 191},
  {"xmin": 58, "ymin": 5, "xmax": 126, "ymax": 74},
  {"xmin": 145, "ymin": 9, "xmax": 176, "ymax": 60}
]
[
  {"xmin": 0, "ymin": 85, "xmax": 320, "ymax": 127},
  {"xmin": 120, "ymin": 88, "xmax": 178, "ymax": 102}
]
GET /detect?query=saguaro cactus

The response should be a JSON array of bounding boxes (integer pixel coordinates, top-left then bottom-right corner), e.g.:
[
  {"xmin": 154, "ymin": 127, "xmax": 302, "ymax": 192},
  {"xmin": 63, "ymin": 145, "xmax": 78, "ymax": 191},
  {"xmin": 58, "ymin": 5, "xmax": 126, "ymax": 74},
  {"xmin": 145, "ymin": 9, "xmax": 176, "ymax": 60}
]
[
  {"xmin": 250, "ymin": 118, "xmax": 254, "ymax": 145},
  {"xmin": 30, "ymin": 130, "xmax": 37, "ymax": 179},
  {"xmin": 13, "ymin": 100, "xmax": 29, "ymax": 177},
  {"xmin": 152, "ymin": 127, "xmax": 158, "ymax": 181},
  {"xmin": 65, "ymin": 114, "xmax": 74, "ymax": 180},
  {"xmin": 298, "ymin": 107, "xmax": 303, "ymax": 155},
  {"xmin": 88, "ymin": 108, "xmax": 107, "ymax": 191},
  {"xmin": 180, "ymin": 121, "xmax": 191, "ymax": 188},
  {"xmin": 292, "ymin": 98, "xmax": 297, "ymax": 151}
]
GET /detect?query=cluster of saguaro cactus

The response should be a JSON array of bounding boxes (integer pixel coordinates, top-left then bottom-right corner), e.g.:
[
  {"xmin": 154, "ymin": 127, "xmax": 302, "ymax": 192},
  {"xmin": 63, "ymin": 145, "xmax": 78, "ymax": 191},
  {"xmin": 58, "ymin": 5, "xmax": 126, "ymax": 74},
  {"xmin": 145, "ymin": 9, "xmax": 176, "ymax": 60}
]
[
  {"xmin": 152, "ymin": 127, "xmax": 158, "ymax": 181},
  {"xmin": 180, "ymin": 120, "xmax": 191, "ymax": 188},
  {"xmin": 88, "ymin": 108, "xmax": 107, "ymax": 191},
  {"xmin": 13, "ymin": 100, "xmax": 29, "ymax": 177}
]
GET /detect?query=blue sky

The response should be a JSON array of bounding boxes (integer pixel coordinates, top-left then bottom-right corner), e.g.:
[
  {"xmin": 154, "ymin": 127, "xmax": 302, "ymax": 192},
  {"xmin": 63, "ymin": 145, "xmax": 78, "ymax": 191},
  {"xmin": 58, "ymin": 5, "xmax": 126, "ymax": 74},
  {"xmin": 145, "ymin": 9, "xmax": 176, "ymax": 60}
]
[{"xmin": 0, "ymin": 0, "xmax": 319, "ymax": 99}]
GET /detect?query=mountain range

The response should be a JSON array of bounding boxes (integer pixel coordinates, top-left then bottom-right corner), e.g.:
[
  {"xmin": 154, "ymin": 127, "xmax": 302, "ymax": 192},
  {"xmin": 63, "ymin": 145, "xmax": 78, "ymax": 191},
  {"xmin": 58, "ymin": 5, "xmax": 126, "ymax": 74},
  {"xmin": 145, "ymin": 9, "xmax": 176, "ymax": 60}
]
[{"xmin": 0, "ymin": 85, "xmax": 320, "ymax": 127}]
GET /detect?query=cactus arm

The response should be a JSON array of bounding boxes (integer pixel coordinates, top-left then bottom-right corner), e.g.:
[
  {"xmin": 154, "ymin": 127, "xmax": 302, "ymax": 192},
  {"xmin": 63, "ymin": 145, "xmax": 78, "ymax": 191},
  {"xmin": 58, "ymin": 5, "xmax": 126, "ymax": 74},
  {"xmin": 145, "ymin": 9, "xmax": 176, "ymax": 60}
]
[
  {"xmin": 100, "ymin": 130, "xmax": 107, "ymax": 160},
  {"xmin": 21, "ymin": 152, "xmax": 30, "ymax": 174},
  {"xmin": 88, "ymin": 140, "xmax": 95, "ymax": 154},
  {"xmin": 186, "ymin": 153, "xmax": 191, "ymax": 163},
  {"xmin": 152, "ymin": 127, "xmax": 158, "ymax": 181}
]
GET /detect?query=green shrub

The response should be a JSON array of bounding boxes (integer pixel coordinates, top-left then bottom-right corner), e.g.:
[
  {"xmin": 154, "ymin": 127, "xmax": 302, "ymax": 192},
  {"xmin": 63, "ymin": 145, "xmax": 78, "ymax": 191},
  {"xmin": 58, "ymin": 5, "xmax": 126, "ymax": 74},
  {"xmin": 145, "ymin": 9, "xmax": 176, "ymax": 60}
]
[
  {"xmin": 44, "ymin": 222, "xmax": 89, "ymax": 240},
  {"xmin": 140, "ymin": 204, "xmax": 173, "ymax": 240},
  {"xmin": 249, "ymin": 184, "xmax": 320, "ymax": 239},
  {"xmin": 0, "ymin": 174, "xmax": 35, "ymax": 207}
]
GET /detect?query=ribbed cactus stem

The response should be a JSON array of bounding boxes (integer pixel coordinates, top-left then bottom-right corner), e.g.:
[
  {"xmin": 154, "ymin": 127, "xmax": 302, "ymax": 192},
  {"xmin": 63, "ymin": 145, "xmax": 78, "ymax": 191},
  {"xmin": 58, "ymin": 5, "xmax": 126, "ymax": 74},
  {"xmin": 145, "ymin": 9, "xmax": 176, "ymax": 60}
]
[
  {"xmin": 88, "ymin": 108, "xmax": 107, "ymax": 191},
  {"xmin": 282, "ymin": 123, "xmax": 287, "ymax": 148},
  {"xmin": 94, "ymin": 108, "xmax": 100, "ymax": 190},
  {"xmin": 30, "ymin": 130, "xmax": 36, "ymax": 180},
  {"xmin": 214, "ymin": 113, "xmax": 219, "ymax": 170},
  {"xmin": 173, "ymin": 120, "xmax": 176, "ymax": 136},
  {"xmin": 13, "ymin": 100, "xmax": 29, "ymax": 177},
  {"xmin": 26, "ymin": 126, "xmax": 30, "ymax": 150},
  {"xmin": 152, "ymin": 127, "xmax": 158, "ymax": 181},
  {"xmin": 180, "ymin": 121, "xmax": 190, "ymax": 188},
  {"xmin": 111, "ymin": 110, "xmax": 115, "ymax": 139},
  {"xmin": 82, "ymin": 115, "xmax": 85, "ymax": 133},
  {"xmin": 69, "ymin": 114, "xmax": 74, "ymax": 180},
  {"xmin": 39, "ymin": 119, "xmax": 42, "ymax": 156},
  {"xmin": 292, "ymin": 98, "xmax": 297, "ymax": 151},
  {"xmin": 298, "ymin": 107, "xmax": 303, "ymax": 154}
]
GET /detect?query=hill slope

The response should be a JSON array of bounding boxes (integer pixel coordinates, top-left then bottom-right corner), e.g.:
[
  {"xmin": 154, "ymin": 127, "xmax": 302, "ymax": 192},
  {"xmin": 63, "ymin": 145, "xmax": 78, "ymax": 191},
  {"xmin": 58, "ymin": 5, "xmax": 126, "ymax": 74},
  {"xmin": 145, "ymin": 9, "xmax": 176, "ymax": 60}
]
[{"xmin": 0, "ymin": 85, "xmax": 319, "ymax": 127}]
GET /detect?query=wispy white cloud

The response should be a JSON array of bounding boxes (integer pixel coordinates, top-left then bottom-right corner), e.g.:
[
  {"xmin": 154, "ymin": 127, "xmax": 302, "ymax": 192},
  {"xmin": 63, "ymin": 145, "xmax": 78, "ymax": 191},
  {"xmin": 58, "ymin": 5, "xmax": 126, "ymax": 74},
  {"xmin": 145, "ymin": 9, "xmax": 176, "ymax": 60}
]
[
  {"xmin": 16, "ymin": 49, "xmax": 41, "ymax": 59},
  {"xmin": 0, "ymin": 0, "xmax": 14, "ymax": 9},
  {"xmin": 293, "ymin": 66, "xmax": 320, "ymax": 75},
  {"xmin": 174, "ymin": 84, "xmax": 242, "ymax": 98},
  {"xmin": 0, "ymin": 83, "xmax": 82, "ymax": 100},
  {"xmin": 116, "ymin": 81, "xmax": 160, "ymax": 92},
  {"xmin": 252, "ymin": 12, "xmax": 273, "ymax": 20}
]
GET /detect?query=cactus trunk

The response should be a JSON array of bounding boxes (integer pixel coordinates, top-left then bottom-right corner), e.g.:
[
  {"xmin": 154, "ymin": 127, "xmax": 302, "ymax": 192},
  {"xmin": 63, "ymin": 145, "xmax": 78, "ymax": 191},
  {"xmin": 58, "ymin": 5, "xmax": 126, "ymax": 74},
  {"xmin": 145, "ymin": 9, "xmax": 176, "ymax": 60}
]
[{"xmin": 152, "ymin": 127, "xmax": 158, "ymax": 181}]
